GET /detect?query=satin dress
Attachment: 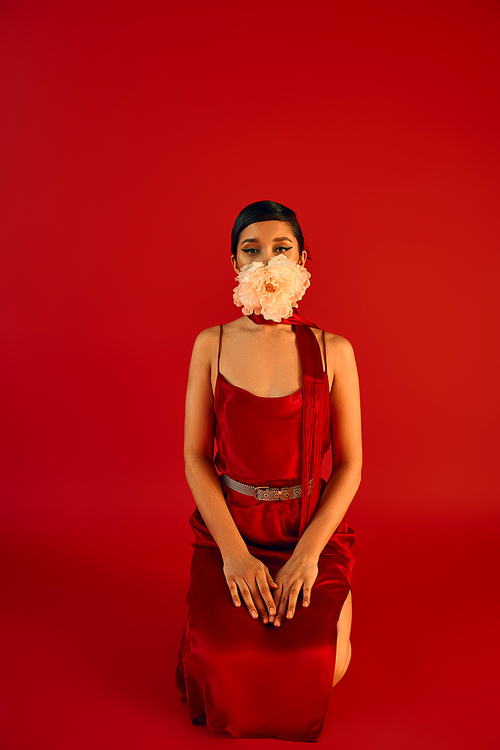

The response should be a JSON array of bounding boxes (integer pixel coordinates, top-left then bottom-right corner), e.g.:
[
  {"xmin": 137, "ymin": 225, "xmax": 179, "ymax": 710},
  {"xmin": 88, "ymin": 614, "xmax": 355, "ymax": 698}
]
[{"xmin": 175, "ymin": 323, "xmax": 356, "ymax": 743}]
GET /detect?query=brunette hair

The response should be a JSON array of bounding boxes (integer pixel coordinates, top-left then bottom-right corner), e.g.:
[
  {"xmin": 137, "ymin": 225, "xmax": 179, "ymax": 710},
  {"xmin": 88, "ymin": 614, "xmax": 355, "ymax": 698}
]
[{"xmin": 230, "ymin": 200, "xmax": 311, "ymax": 260}]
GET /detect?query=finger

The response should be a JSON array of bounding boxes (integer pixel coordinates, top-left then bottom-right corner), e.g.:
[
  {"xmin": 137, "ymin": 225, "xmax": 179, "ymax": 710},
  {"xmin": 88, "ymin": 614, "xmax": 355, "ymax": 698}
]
[
  {"xmin": 271, "ymin": 584, "xmax": 283, "ymax": 621},
  {"xmin": 238, "ymin": 580, "xmax": 260, "ymax": 620},
  {"xmin": 227, "ymin": 580, "xmax": 241, "ymax": 608},
  {"xmin": 274, "ymin": 585, "xmax": 290, "ymax": 628},
  {"xmin": 286, "ymin": 581, "xmax": 302, "ymax": 619},
  {"xmin": 266, "ymin": 570, "xmax": 279, "ymax": 589},
  {"xmin": 247, "ymin": 582, "xmax": 271, "ymax": 624},
  {"xmin": 256, "ymin": 572, "xmax": 277, "ymax": 619},
  {"xmin": 302, "ymin": 583, "xmax": 312, "ymax": 607}
]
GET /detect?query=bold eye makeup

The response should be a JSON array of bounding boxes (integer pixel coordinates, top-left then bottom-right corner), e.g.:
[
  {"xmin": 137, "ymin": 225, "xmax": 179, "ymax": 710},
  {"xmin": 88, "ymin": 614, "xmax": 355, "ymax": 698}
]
[
  {"xmin": 240, "ymin": 235, "xmax": 295, "ymax": 255},
  {"xmin": 240, "ymin": 245, "xmax": 293, "ymax": 254}
]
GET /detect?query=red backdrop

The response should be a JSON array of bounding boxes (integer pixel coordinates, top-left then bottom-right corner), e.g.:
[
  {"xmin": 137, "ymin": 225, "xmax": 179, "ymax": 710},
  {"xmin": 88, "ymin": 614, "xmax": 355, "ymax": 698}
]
[{"xmin": 1, "ymin": 0, "xmax": 499, "ymax": 747}]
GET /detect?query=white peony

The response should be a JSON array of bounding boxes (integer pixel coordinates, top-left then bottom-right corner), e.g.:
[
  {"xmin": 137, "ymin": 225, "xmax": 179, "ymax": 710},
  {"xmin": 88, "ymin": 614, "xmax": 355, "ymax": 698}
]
[{"xmin": 233, "ymin": 256, "xmax": 311, "ymax": 323}]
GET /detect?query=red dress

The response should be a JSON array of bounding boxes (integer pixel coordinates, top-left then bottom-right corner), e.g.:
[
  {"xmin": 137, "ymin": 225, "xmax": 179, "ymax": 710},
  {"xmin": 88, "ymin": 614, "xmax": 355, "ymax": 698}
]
[{"xmin": 175, "ymin": 323, "xmax": 356, "ymax": 743}]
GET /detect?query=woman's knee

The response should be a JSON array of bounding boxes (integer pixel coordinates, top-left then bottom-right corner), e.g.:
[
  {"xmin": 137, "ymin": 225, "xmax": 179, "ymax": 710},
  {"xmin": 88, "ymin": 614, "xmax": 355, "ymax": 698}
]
[
  {"xmin": 333, "ymin": 638, "xmax": 351, "ymax": 686},
  {"xmin": 333, "ymin": 589, "xmax": 353, "ymax": 687}
]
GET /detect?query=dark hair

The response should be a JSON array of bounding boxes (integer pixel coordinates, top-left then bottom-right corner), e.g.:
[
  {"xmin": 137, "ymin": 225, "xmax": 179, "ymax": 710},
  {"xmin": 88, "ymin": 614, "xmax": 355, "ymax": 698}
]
[{"xmin": 230, "ymin": 200, "xmax": 311, "ymax": 261}]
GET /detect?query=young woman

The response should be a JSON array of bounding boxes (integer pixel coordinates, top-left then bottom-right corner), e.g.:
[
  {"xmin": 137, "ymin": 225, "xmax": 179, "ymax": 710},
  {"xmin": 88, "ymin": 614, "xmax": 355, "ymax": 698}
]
[{"xmin": 175, "ymin": 200, "xmax": 362, "ymax": 742}]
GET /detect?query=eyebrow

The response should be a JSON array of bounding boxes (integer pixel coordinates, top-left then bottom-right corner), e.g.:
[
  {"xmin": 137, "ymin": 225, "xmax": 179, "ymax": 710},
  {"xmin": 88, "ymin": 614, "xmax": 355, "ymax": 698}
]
[{"xmin": 241, "ymin": 236, "xmax": 293, "ymax": 244}]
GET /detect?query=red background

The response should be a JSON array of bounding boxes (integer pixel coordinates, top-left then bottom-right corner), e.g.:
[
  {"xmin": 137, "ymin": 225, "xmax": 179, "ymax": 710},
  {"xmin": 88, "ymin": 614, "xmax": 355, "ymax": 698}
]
[{"xmin": 1, "ymin": 0, "xmax": 499, "ymax": 747}]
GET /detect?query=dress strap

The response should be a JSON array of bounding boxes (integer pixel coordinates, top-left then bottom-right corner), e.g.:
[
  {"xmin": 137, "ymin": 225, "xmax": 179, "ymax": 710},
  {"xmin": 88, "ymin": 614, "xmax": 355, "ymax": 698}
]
[
  {"xmin": 217, "ymin": 324, "xmax": 223, "ymax": 374},
  {"xmin": 322, "ymin": 329, "xmax": 327, "ymax": 375},
  {"xmin": 293, "ymin": 324, "xmax": 327, "ymax": 537}
]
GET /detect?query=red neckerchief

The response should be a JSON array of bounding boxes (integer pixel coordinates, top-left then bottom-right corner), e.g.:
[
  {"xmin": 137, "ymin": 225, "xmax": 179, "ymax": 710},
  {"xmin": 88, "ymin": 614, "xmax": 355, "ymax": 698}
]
[{"xmin": 246, "ymin": 311, "xmax": 326, "ymax": 537}]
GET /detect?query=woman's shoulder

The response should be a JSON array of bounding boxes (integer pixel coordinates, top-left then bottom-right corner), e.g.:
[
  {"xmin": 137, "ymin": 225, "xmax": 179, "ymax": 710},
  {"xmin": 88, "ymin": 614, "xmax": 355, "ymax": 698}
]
[
  {"xmin": 191, "ymin": 325, "xmax": 219, "ymax": 358},
  {"xmin": 317, "ymin": 330, "xmax": 357, "ymax": 373},
  {"xmin": 194, "ymin": 317, "xmax": 244, "ymax": 342},
  {"xmin": 316, "ymin": 327, "xmax": 355, "ymax": 352},
  {"xmin": 319, "ymin": 331, "xmax": 358, "ymax": 385},
  {"xmin": 191, "ymin": 318, "xmax": 244, "ymax": 355}
]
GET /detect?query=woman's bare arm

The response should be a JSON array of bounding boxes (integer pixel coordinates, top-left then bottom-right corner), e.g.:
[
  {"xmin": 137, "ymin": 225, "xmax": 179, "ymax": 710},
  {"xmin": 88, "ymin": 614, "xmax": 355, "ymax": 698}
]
[
  {"xmin": 184, "ymin": 328, "xmax": 249, "ymax": 558},
  {"xmin": 184, "ymin": 327, "xmax": 278, "ymax": 623},
  {"xmin": 295, "ymin": 333, "xmax": 362, "ymax": 558}
]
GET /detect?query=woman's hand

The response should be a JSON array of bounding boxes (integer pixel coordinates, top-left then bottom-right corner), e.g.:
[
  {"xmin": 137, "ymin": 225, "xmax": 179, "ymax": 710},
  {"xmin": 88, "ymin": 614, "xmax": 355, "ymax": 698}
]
[
  {"xmin": 271, "ymin": 552, "xmax": 319, "ymax": 627},
  {"xmin": 223, "ymin": 551, "xmax": 279, "ymax": 624}
]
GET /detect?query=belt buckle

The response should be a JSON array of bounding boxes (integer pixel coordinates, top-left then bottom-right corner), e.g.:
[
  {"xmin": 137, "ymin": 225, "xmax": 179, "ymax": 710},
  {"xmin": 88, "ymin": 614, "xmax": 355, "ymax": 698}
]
[{"xmin": 253, "ymin": 486, "xmax": 270, "ymax": 500}]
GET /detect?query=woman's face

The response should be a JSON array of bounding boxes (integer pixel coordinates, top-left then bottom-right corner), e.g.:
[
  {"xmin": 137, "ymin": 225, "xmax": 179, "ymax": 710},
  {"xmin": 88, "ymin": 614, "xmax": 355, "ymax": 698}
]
[{"xmin": 232, "ymin": 220, "xmax": 307, "ymax": 273}]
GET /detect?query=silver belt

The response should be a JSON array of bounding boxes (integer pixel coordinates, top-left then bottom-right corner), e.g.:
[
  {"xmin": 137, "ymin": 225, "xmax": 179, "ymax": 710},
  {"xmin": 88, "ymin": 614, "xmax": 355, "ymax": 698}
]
[{"xmin": 222, "ymin": 474, "xmax": 313, "ymax": 502}]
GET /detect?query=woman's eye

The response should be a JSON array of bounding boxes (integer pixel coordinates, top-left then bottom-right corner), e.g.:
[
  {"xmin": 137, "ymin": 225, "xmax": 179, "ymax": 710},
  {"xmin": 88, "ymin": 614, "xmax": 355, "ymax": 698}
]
[{"xmin": 241, "ymin": 246, "xmax": 291, "ymax": 254}]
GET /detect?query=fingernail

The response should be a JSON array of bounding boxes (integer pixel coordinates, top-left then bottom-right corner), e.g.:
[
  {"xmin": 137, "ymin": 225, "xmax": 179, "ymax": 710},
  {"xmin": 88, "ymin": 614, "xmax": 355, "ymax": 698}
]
[
  {"xmin": 270, "ymin": 607, "xmax": 276, "ymax": 615},
  {"xmin": 263, "ymin": 616, "xmax": 268, "ymax": 624},
  {"xmin": 251, "ymin": 609, "xmax": 258, "ymax": 618},
  {"xmin": 275, "ymin": 618, "xmax": 281, "ymax": 627},
  {"xmin": 287, "ymin": 610, "xmax": 293, "ymax": 618}
]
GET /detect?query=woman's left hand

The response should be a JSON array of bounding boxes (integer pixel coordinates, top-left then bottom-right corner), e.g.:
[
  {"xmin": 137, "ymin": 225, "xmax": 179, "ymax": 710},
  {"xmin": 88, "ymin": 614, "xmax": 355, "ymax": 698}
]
[{"xmin": 271, "ymin": 552, "xmax": 319, "ymax": 627}]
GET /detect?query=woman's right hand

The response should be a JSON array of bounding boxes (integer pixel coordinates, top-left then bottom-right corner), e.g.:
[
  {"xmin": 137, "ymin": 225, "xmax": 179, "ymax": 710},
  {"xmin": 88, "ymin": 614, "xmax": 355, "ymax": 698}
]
[{"xmin": 223, "ymin": 551, "xmax": 279, "ymax": 624}]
